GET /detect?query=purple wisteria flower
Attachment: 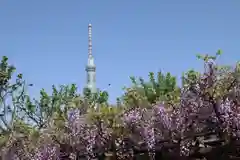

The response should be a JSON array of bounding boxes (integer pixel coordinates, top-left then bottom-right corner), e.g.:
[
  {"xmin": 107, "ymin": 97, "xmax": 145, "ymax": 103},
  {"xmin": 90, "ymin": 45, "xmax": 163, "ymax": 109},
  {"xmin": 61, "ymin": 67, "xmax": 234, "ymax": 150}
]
[
  {"xmin": 153, "ymin": 104, "xmax": 172, "ymax": 130},
  {"xmin": 143, "ymin": 125, "xmax": 155, "ymax": 159},
  {"xmin": 219, "ymin": 99, "xmax": 240, "ymax": 137},
  {"xmin": 85, "ymin": 127, "xmax": 97, "ymax": 159},
  {"xmin": 34, "ymin": 144, "xmax": 60, "ymax": 160},
  {"xmin": 66, "ymin": 108, "xmax": 82, "ymax": 134},
  {"xmin": 123, "ymin": 109, "xmax": 142, "ymax": 126},
  {"xmin": 67, "ymin": 108, "xmax": 80, "ymax": 123}
]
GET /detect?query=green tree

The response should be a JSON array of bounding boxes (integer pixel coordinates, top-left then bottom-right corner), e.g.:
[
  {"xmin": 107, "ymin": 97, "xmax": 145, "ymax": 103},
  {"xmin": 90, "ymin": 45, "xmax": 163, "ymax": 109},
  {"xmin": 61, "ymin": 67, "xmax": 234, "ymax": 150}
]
[
  {"xmin": 0, "ymin": 56, "xmax": 29, "ymax": 132},
  {"xmin": 0, "ymin": 56, "xmax": 35, "ymax": 157},
  {"xmin": 83, "ymin": 87, "xmax": 109, "ymax": 110},
  {"xmin": 21, "ymin": 84, "xmax": 80, "ymax": 129},
  {"xmin": 122, "ymin": 71, "xmax": 180, "ymax": 108}
]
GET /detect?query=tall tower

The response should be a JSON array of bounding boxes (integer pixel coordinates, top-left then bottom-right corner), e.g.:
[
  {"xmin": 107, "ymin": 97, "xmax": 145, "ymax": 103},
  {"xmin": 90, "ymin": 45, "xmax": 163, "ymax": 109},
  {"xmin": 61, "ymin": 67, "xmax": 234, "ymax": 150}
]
[{"xmin": 85, "ymin": 24, "xmax": 97, "ymax": 93}]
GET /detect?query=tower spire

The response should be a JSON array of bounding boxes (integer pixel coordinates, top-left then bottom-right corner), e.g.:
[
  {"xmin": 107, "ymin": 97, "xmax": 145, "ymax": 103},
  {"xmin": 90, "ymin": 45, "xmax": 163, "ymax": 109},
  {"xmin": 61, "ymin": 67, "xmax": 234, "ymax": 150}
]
[{"xmin": 88, "ymin": 24, "xmax": 92, "ymax": 56}]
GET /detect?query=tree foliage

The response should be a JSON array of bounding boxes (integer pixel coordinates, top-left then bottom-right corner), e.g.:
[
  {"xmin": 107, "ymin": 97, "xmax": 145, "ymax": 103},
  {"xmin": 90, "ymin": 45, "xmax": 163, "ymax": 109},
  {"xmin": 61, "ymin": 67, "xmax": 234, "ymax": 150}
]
[
  {"xmin": 1, "ymin": 50, "xmax": 240, "ymax": 159},
  {"xmin": 0, "ymin": 56, "xmax": 34, "ymax": 159},
  {"xmin": 122, "ymin": 71, "xmax": 180, "ymax": 109},
  {"xmin": 21, "ymin": 84, "xmax": 80, "ymax": 129}
]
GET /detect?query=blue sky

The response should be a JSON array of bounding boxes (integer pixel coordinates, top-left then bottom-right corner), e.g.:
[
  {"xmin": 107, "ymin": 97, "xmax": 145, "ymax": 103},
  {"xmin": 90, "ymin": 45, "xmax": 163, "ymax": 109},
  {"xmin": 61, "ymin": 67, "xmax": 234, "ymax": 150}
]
[{"xmin": 0, "ymin": 1, "xmax": 239, "ymax": 103}]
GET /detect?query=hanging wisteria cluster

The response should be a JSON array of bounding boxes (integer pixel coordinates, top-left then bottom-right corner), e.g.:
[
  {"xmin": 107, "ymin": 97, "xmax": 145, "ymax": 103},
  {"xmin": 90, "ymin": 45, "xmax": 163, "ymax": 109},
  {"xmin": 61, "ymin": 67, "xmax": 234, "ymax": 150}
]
[
  {"xmin": 120, "ymin": 59, "xmax": 240, "ymax": 158},
  {"xmin": 34, "ymin": 144, "xmax": 60, "ymax": 160}
]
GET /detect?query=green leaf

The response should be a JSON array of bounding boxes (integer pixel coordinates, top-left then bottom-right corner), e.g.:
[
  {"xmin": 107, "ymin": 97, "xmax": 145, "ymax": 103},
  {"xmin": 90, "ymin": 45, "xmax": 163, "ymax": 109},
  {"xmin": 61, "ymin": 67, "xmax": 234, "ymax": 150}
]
[
  {"xmin": 196, "ymin": 54, "xmax": 203, "ymax": 59},
  {"xmin": 17, "ymin": 73, "xmax": 23, "ymax": 79},
  {"xmin": 216, "ymin": 49, "xmax": 222, "ymax": 56},
  {"xmin": 2, "ymin": 56, "xmax": 8, "ymax": 62},
  {"xmin": 27, "ymin": 104, "xmax": 36, "ymax": 113},
  {"xmin": 130, "ymin": 76, "xmax": 137, "ymax": 84}
]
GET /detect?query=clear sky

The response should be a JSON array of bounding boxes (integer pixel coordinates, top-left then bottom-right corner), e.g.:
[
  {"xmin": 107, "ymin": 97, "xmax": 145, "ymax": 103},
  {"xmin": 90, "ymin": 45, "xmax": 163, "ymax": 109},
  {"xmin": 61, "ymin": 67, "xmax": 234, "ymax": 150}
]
[{"xmin": 0, "ymin": 1, "xmax": 239, "ymax": 103}]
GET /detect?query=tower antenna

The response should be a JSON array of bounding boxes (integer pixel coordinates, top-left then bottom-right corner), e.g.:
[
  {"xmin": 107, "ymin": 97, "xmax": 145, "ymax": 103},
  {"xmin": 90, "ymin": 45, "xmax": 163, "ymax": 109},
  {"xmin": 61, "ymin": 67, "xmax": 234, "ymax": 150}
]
[{"xmin": 88, "ymin": 24, "xmax": 92, "ymax": 56}]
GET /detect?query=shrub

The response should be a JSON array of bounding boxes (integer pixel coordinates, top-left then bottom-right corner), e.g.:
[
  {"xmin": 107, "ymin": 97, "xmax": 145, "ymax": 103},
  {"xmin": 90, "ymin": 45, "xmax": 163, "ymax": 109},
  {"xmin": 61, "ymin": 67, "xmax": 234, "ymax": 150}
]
[{"xmin": 1, "ymin": 51, "xmax": 240, "ymax": 159}]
